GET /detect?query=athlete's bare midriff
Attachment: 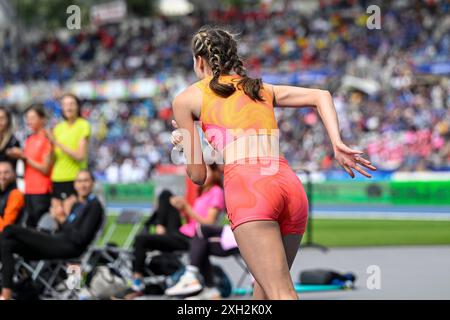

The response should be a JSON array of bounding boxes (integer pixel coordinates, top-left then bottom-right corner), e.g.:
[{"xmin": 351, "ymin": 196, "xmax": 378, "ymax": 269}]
[{"xmin": 221, "ymin": 133, "xmax": 282, "ymax": 164}]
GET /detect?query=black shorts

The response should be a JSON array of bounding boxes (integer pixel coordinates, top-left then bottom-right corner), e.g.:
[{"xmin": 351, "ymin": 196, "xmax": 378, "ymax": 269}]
[
  {"xmin": 52, "ymin": 181, "xmax": 76, "ymax": 200},
  {"xmin": 24, "ymin": 194, "xmax": 51, "ymax": 228}
]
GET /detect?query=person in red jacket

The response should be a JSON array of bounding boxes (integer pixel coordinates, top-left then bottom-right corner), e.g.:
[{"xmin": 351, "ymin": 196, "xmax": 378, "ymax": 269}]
[{"xmin": 0, "ymin": 161, "xmax": 24, "ymax": 232}]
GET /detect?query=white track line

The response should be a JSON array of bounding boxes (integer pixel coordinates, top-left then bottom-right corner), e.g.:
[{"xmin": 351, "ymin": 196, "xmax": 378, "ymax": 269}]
[{"xmin": 314, "ymin": 211, "xmax": 450, "ymax": 221}]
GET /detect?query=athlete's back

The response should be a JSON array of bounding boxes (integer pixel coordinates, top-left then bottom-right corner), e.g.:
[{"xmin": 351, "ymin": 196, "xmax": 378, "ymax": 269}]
[{"xmin": 194, "ymin": 74, "xmax": 281, "ymax": 162}]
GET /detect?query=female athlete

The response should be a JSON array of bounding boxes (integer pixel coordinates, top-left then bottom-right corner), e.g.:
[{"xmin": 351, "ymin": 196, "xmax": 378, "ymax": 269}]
[{"xmin": 171, "ymin": 25, "xmax": 377, "ymax": 300}]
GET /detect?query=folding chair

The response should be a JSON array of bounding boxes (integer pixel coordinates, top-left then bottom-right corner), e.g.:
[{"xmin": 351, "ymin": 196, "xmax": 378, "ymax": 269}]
[
  {"xmin": 86, "ymin": 210, "xmax": 146, "ymax": 280},
  {"xmin": 100, "ymin": 210, "xmax": 145, "ymax": 249},
  {"xmin": 16, "ymin": 257, "xmax": 69, "ymax": 299},
  {"xmin": 14, "ymin": 216, "xmax": 107, "ymax": 300}
]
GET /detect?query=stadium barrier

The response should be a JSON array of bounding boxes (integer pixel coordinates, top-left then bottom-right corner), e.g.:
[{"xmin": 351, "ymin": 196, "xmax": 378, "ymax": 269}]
[{"xmin": 101, "ymin": 171, "xmax": 449, "ymax": 208}]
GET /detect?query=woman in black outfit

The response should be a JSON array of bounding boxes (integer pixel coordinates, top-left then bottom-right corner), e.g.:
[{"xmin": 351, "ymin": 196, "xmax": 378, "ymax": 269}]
[
  {"xmin": 0, "ymin": 107, "xmax": 20, "ymax": 171},
  {"xmin": 133, "ymin": 189, "xmax": 186, "ymax": 277},
  {"xmin": 114, "ymin": 189, "xmax": 184, "ymax": 299},
  {"xmin": 0, "ymin": 169, "xmax": 104, "ymax": 300},
  {"xmin": 140, "ymin": 189, "xmax": 183, "ymax": 237}
]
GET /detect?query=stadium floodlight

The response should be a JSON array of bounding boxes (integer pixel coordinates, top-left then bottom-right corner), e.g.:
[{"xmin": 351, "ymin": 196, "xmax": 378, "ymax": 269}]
[{"xmin": 159, "ymin": 0, "xmax": 194, "ymax": 16}]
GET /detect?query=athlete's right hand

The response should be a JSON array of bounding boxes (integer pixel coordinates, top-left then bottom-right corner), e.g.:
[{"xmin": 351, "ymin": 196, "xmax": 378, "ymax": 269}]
[{"xmin": 170, "ymin": 120, "xmax": 184, "ymax": 152}]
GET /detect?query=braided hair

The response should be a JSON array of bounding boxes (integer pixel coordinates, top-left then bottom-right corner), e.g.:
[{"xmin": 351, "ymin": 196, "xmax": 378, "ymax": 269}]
[{"xmin": 191, "ymin": 25, "xmax": 264, "ymax": 101}]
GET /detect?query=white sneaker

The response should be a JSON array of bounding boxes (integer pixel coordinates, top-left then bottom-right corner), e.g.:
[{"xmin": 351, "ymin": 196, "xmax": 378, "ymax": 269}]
[
  {"xmin": 185, "ymin": 287, "xmax": 221, "ymax": 300},
  {"xmin": 165, "ymin": 271, "xmax": 203, "ymax": 296}
]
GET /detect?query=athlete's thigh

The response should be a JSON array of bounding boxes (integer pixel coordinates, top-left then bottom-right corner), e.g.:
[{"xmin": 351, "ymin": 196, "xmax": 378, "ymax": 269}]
[{"xmin": 232, "ymin": 221, "xmax": 293, "ymax": 290}]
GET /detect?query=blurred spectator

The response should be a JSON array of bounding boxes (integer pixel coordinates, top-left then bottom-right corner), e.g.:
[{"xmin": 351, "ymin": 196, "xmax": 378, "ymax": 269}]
[
  {"xmin": 6, "ymin": 104, "xmax": 53, "ymax": 228},
  {"xmin": 0, "ymin": 161, "xmax": 24, "ymax": 232},
  {"xmin": 0, "ymin": 107, "xmax": 20, "ymax": 172}
]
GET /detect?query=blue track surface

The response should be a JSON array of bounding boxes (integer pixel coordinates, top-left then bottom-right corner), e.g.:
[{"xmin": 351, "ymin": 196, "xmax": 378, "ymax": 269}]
[{"xmin": 106, "ymin": 203, "xmax": 450, "ymax": 219}]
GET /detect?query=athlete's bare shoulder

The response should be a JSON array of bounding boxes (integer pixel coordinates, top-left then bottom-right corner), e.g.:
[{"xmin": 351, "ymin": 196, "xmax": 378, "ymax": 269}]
[{"xmin": 172, "ymin": 82, "xmax": 203, "ymax": 119}]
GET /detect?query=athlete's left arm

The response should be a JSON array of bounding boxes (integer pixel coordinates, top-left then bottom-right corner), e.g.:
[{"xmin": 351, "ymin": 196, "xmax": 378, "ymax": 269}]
[
  {"xmin": 172, "ymin": 86, "xmax": 207, "ymax": 185},
  {"xmin": 268, "ymin": 84, "xmax": 377, "ymax": 178},
  {"xmin": 268, "ymin": 84, "xmax": 341, "ymax": 144}
]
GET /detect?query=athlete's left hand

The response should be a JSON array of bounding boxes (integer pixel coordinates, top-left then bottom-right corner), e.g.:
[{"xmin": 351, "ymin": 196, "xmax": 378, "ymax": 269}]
[{"xmin": 333, "ymin": 141, "xmax": 377, "ymax": 178}]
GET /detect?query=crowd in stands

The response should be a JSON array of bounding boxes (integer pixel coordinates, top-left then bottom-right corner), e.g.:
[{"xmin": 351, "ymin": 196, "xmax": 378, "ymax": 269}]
[{"xmin": 1, "ymin": 1, "xmax": 450, "ymax": 182}]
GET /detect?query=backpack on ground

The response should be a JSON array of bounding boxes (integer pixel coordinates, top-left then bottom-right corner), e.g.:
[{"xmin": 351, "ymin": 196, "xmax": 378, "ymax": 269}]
[
  {"xmin": 212, "ymin": 264, "xmax": 233, "ymax": 298},
  {"xmin": 146, "ymin": 252, "xmax": 183, "ymax": 276},
  {"xmin": 299, "ymin": 269, "xmax": 356, "ymax": 288},
  {"xmin": 87, "ymin": 266, "xmax": 128, "ymax": 299}
]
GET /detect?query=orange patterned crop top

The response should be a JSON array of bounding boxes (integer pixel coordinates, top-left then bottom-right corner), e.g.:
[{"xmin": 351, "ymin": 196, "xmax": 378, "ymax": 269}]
[{"xmin": 195, "ymin": 74, "xmax": 279, "ymax": 152}]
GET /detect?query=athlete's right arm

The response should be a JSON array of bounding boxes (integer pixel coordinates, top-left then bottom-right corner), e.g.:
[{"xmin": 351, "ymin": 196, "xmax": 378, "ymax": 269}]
[{"xmin": 172, "ymin": 86, "xmax": 206, "ymax": 185}]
